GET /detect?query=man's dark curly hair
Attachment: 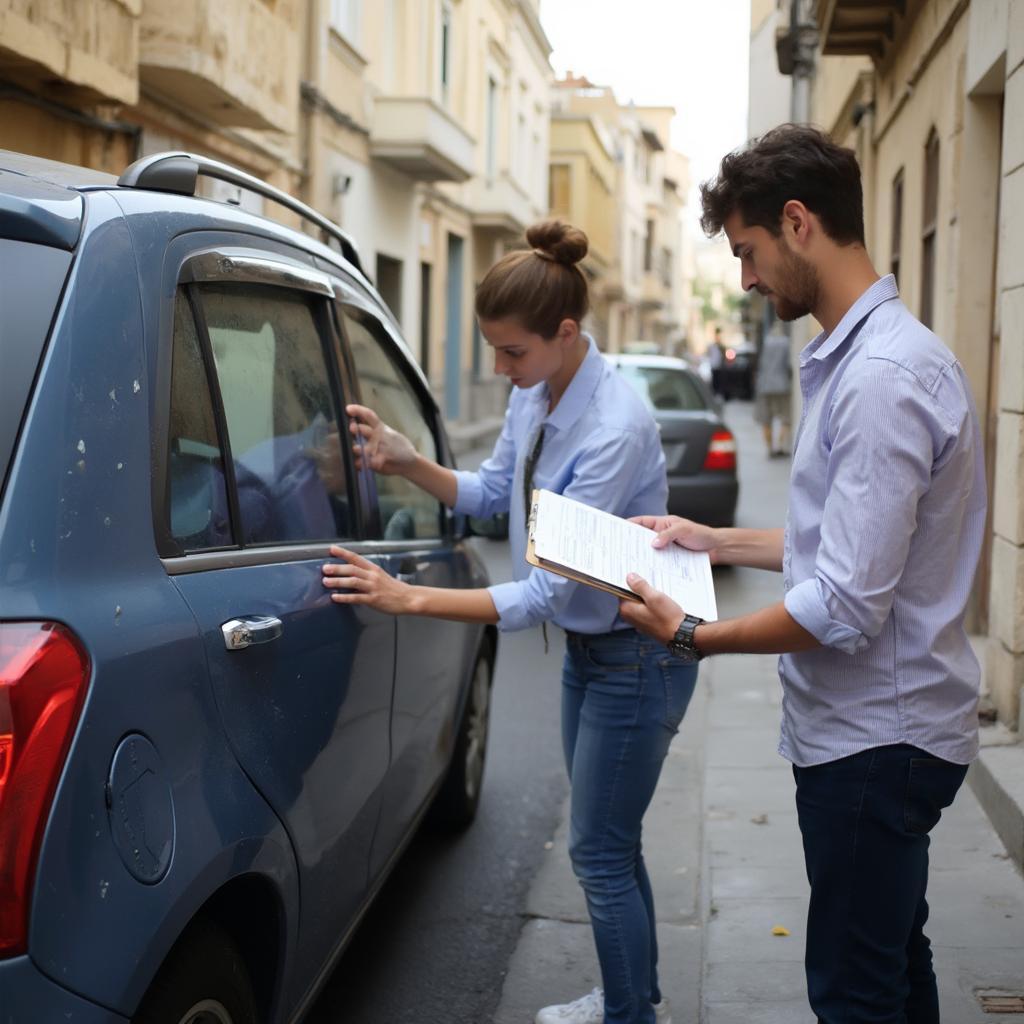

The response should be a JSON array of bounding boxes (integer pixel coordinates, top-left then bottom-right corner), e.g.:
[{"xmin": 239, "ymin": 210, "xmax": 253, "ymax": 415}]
[{"xmin": 700, "ymin": 124, "xmax": 865, "ymax": 245}]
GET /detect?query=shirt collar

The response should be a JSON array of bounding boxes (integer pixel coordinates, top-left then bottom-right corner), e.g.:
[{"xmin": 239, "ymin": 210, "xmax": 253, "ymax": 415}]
[
  {"xmin": 536, "ymin": 333, "xmax": 604, "ymax": 433},
  {"xmin": 801, "ymin": 274, "xmax": 900, "ymax": 366}
]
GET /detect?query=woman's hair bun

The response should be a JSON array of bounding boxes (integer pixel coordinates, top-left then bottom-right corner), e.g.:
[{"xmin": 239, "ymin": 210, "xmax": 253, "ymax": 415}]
[{"xmin": 526, "ymin": 220, "xmax": 588, "ymax": 266}]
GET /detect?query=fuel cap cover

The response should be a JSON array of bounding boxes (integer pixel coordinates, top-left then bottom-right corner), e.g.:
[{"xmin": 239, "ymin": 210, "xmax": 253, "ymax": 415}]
[{"xmin": 106, "ymin": 734, "xmax": 174, "ymax": 883}]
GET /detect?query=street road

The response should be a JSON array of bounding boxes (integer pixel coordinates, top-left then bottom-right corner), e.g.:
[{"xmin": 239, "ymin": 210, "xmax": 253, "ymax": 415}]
[{"xmin": 306, "ymin": 536, "xmax": 571, "ymax": 1024}]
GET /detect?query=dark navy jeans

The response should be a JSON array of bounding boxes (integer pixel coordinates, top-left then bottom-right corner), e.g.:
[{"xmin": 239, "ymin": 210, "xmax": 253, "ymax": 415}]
[
  {"xmin": 793, "ymin": 743, "xmax": 968, "ymax": 1024},
  {"xmin": 562, "ymin": 628, "xmax": 699, "ymax": 1024}
]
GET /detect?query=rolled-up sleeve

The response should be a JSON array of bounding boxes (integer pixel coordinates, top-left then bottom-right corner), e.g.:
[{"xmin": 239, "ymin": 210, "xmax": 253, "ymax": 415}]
[
  {"xmin": 452, "ymin": 403, "xmax": 517, "ymax": 519},
  {"xmin": 487, "ymin": 427, "xmax": 650, "ymax": 632},
  {"xmin": 793, "ymin": 359, "xmax": 950, "ymax": 652}
]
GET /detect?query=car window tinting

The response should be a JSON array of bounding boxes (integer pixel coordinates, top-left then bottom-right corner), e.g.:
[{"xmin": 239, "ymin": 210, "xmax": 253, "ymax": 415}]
[
  {"xmin": 168, "ymin": 291, "xmax": 232, "ymax": 551},
  {"xmin": 618, "ymin": 365, "xmax": 708, "ymax": 413},
  {"xmin": 339, "ymin": 307, "xmax": 443, "ymax": 540},
  {"xmin": 198, "ymin": 283, "xmax": 353, "ymax": 545},
  {"xmin": 0, "ymin": 239, "xmax": 72, "ymax": 501}
]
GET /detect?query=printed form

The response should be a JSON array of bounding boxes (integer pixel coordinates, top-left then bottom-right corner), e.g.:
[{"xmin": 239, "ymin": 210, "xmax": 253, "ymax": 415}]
[{"xmin": 532, "ymin": 489, "xmax": 718, "ymax": 622}]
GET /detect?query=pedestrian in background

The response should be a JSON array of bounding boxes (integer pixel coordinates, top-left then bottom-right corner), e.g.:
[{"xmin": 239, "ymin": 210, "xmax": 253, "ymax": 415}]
[
  {"xmin": 707, "ymin": 326, "xmax": 726, "ymax": 397},
  {"xmin": 323, "ymin": 221, "xmax": 695, "ymax": 1024},
  {"xmin": 620, "ymin": 124, "xmax": 985, "ymax": 1024},
  {"xmin": 754, "ymin": 329, "xmax": 792, "ymax": 457}
]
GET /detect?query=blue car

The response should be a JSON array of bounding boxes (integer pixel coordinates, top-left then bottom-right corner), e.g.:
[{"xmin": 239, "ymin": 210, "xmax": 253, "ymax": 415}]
[{"xmin": 0, "ymin": 149, "xmax": 496, "ymax": 1024}]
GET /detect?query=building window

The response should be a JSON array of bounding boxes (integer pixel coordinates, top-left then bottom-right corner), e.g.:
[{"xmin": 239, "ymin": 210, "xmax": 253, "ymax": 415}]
[
  {"xmin": 921, "ymin": 129, "xmax": 939, "ymax": 329},
  {"xmin": 891, "ymin": 168, "xmax": 904, "ymax": 287},
  {"xmin": 486, "ymin": 77, "xmax": 498, "ymax": 180},
  {"xmin": 440, "ymin": 3, "xmax": 452, "ymax": 102},
  {"xmin": 549, "ymin": 164, "xmax": 570, "ymax": 216},
  {"xmin": 644, "ymin": 219, "xmax": 655, "ymax": 273},
  {"xmin": 330, "ymin": 0, "xmax": 361, "ymax": 44}
]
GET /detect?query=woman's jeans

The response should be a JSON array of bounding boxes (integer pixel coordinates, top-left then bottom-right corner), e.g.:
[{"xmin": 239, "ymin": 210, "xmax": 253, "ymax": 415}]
[
  {"xmin": 562, "ymin": 628, "xmax": 699, "ymax": 1024},
  {"xmin": 793, "ymin": 744, "xmax": 968, "ymax": 1024}
]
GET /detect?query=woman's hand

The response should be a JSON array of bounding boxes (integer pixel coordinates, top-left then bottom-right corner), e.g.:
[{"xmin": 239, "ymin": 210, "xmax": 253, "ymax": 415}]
[
  {"xmin": 322, "ymin": 546, "xmax": 416, "ymax": 614},
  {"xmin": 630, "ymin": 514, "xmax": 722, "ymax": 563},
  {"xmin": 346, "ymin": 404, "xmax": 418, "ymax": 475},
  {"xmin": 308, "ymin": 426, "xmax": 346, "ymax": 494}
]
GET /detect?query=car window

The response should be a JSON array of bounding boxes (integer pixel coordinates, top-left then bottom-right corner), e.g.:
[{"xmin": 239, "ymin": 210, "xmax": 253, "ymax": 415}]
[
  {"xmin": 338, "ymin": 306, "xmax": 443, "ymax": 540},
  {"xmin": 168, "ymin": 291, "xmax": 232, "ymax": 551},
  {"xmin": 196, "ymin": 283, "xmax": 354, "ymax": 546},
  {"xmin": 617, "ymin": 365, "xmax": 708, "ymax": 412},
  {"xmin": 0, "ymin": 239, "xmax": 72, "ymax": 500}
]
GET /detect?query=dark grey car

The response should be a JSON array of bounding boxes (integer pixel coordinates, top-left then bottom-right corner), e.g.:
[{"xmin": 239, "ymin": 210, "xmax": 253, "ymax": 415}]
[{"xmin": 606, "ymin": 354, "xmax": 739, "ymax": 527}]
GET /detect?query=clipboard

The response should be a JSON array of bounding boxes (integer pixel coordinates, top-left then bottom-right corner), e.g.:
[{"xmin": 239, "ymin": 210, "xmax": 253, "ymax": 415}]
[{"xmin": 526, "ymin": 489, "xmax": 643, "ymax": 602}]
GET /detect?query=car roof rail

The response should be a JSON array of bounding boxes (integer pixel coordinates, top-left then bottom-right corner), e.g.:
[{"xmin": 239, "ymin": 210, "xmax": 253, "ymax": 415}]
[{"xmin": 117, "ymin": 151, "xmax": 365, "ymax": 277}]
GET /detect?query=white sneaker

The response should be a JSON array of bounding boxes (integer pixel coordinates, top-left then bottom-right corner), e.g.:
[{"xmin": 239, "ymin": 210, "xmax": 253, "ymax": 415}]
[
  {"xmin": 535, "ymin": 987, "xmax": 605, "ymax": 1024},
  {"xmin": 534, "ymin": 989, "xmax": 672, "ymax": 1024}
]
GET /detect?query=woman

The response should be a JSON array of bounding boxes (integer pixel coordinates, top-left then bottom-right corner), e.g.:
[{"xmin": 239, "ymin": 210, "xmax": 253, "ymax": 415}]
[{"xmin": 322, "ymin": 221, "xmax": 696, "ymax": 1024}]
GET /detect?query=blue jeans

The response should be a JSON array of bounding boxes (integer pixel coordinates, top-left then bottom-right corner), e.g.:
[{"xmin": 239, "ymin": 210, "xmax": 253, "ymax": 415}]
[
  {"xmin": 562, "ymin": 628, "xmax": 698, "ymax": 1024},
  {"xmin": 793, "ymin": 744, "xmax": 968, "ymax": 1024}
]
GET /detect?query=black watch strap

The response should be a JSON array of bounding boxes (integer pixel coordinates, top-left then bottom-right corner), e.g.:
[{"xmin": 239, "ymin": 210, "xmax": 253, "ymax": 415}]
[{"xmin": 667, "ymin": 613, "xmax": 705, "ymax": 661}]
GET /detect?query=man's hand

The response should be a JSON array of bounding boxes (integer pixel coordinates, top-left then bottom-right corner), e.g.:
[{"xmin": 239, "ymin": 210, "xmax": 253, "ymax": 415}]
[
  {"xmin": 346, "ymin": 404, "xmax": 418, "ymax": 475},
  {"xmin": 323, "ymin": 546, "xmax": 416, "ymax": 615},
  {"xmin": 619, "ymin": 573, "xmax": 685, "ymax": 645},
  {"xmin": 631, "ymin": 514, "xmax": 722, "ymax": 562}
]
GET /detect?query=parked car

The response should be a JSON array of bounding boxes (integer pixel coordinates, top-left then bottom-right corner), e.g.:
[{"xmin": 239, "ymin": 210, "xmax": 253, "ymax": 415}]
[
  {"xmin": 716, "ymin": 342, "xmax": 758, "ymax": 400},
  {"xmin": 605, "ymin": 354, "xmax": 739, "ymax": 527},
  {"xmin": 0, "ymin": 149, "xmax": 497, "ymax": 1024}
]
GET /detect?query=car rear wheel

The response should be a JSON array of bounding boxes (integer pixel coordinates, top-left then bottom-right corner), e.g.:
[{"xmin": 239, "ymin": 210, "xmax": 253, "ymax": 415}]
[
  {"xmin": 133, "ymin": 919, "xmax": 259, "ymax": 1024},
  {"xmin": 429, "ymin": 643, "xmax": 494, "ymax": 831}
]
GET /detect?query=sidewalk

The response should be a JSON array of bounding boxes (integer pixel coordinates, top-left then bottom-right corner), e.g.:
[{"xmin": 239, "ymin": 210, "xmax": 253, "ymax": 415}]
[{"xmin": 492, "ymin": 401, "xmax": 1024, "ymax": 1023}]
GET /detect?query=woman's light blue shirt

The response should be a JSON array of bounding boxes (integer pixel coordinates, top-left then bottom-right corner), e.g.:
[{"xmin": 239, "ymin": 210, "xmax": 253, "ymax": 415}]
[{"xmin": 452, "ymin": 336, "xmax": 667, "ymax": 634}]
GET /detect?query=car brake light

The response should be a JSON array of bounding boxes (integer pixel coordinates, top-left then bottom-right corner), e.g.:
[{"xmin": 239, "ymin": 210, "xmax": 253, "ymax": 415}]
[
  {"xmin": 0, "ymin": 622, "xmax": 89, "ymax": 957},
  {"xmin": 703, "ymin": 430, "xmax": 737, "ymax": 471}
]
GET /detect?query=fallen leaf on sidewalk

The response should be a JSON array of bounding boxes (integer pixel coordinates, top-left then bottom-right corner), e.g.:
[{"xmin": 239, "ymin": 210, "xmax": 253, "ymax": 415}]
[
  {"xmin": 771, "ymin": 925, "xmax": 790, "ymax": 937},
  {"xmin": 750, "ymin": 814, "xmax": 769, "ymax": 825},
  {"xmin": 543, "ymin": 841, "xmax": 553, "ymax": 850}
]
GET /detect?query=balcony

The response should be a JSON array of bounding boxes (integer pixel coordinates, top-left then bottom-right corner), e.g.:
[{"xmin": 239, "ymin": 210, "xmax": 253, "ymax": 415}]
[
  {"xmin": 370, "ymin": 97, "xmax": 474, "ymax": 183},
  {"xmin": 0, "ymin": 0, "xmax": 138, "ymax": 105},
  {"xmin": 139, "ymin": 0, "xmax": 298, "ymax": 133},
  {"xmin": 468, "ymin": 174, "xmax": 535, "ymax": 235},
  {"xmin": 640, "ymin": 271, "xmax": 667, "ymax": 309},
  {"xmin": 816, "ymin": 0, "xmax": 904, "ymax": 58}
]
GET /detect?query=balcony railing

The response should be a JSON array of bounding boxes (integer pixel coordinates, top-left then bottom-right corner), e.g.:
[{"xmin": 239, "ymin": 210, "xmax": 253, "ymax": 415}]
[
  {"xmin": 0, "ymin": 0, "xmax": 138, "ymax": 105},
  {"xmin": 816, "ymin": 0, "xmax": 904, "ymax": 58},
  {"xmin": 139, "ymin": 0, "xmax": 297, "ymax": 133},
  {"xmin": 370, "ymin": 97, "xmax": 474, "ymax": 183},
  {"xmin": 468, "ymin": 174, "xmax": 535, "ymax": 234}
]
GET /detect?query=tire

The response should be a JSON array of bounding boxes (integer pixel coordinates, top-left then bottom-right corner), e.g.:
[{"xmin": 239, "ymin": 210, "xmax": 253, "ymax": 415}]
[
  {"xmin": 133, "ymin": 918, "xmax": 259, "ymax": 1024},
  {"xmin": 429, "ymin": 644, "xmax": 494, "ymax": 831}
]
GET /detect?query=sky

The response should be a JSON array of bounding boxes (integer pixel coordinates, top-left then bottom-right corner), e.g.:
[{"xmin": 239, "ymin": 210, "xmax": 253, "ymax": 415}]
[{"xmin": 539, "ymin": 0, "xmax": 752, "ymax": 232}]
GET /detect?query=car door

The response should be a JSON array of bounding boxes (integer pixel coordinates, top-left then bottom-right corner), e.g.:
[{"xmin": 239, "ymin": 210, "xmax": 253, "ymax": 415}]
[
  {"xmin": 156, "ymin": 250, "xmax": 396, "ymax": 994},
  {"xmin": 333, "ymin": 297, "xmax": 478, "ymax": 871}
]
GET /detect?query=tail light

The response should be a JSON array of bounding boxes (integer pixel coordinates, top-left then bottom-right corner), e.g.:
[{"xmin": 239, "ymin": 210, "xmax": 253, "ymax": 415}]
[
  {"xmin": 0, "ymin": 622, "xmax": 90, "ymax": 956},
  {"xmin": 703, "ymin": 430, "xmax": 737, "ymax": 471}
]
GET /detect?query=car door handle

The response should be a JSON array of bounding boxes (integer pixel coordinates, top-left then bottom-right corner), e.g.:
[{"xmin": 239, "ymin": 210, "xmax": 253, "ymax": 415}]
[
  {"xmin": 221, "ymin": 616, "xmax": 284, "ymax": 651},
  {"xmin": 395, "ymin": 556, "xmax": 419, "ymax": 584}
]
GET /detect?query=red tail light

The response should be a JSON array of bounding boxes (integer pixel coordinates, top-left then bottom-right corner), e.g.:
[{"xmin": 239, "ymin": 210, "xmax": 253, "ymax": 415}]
[
  {"xmin": 703, "ymin": 430, "xmax": 737, "ymax": 471},
  {"xmin": 0, "ymin": 622, "xmax": 89, "ymax": 956}
]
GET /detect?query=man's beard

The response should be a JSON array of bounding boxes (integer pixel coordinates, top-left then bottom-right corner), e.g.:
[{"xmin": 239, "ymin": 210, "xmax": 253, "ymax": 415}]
[{"xmin": 770, "ymin": 239, "xmax": 819, "ymax": 322}]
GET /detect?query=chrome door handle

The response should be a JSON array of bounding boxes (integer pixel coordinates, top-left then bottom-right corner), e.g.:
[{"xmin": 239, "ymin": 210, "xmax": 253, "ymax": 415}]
[
  {"xmin": 396, "ymin": 556, "xmax": 418, "ymax": 585},
  {"xmin": 221, "ymin": 616, "xmax": 283, "ymax": 651}
]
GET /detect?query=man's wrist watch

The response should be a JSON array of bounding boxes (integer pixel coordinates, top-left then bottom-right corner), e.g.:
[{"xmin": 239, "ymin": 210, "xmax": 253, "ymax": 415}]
[{"xmin": 667, "ymin": 614, "xmax": 705, "ymax": 662}]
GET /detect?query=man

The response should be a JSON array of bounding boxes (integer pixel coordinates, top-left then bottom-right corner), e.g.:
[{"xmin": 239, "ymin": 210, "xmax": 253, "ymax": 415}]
[
  {"xmin": 621, "ymin": 124, "xmax": 985, "ymax": 1024},
  {"xmin": 755, "ymin": 328, "xmax": 792, "ymax": 457}
]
